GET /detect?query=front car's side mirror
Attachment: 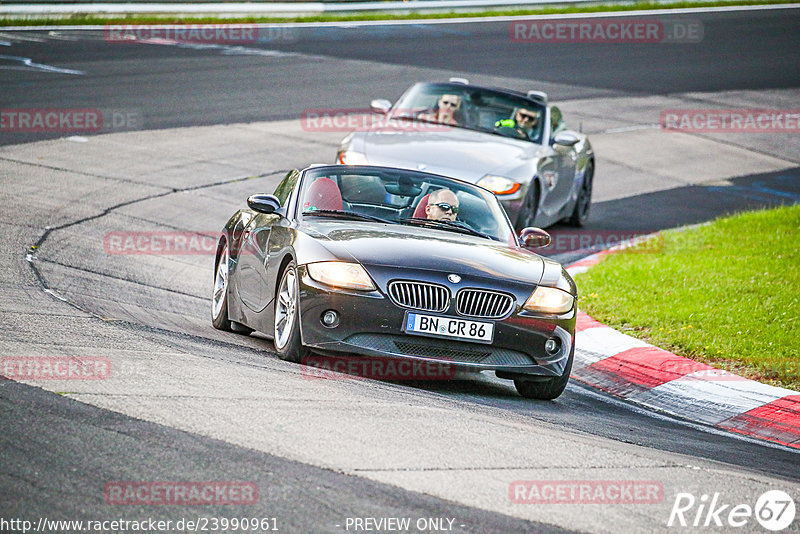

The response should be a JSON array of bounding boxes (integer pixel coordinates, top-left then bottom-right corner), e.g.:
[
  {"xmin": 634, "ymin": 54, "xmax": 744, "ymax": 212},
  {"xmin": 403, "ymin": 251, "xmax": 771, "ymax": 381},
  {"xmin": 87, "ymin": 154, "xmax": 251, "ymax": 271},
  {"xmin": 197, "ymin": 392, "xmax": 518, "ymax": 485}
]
[
  {"xmin": 553, "ymin": 130, "xmax": 580, "ymax": 147},
  {"xmin": 520, "ymin": 227, "xmax": 552, "ymax": 249},
  {"xmin": 247, "ymin": 194, "xmax": 281, "ymax": 214},
  {"xmin": 370, "ymin": 99, "xmax": 392, "ymax": 115}
]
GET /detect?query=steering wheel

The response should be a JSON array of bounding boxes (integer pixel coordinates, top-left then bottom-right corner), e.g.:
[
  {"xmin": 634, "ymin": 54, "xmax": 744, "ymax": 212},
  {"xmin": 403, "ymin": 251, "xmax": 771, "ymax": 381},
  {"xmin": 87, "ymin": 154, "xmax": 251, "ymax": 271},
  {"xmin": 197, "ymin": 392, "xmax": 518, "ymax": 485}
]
[{"xmin": 493, "ymin": 125, "xmax": 528, "ymax": 140}]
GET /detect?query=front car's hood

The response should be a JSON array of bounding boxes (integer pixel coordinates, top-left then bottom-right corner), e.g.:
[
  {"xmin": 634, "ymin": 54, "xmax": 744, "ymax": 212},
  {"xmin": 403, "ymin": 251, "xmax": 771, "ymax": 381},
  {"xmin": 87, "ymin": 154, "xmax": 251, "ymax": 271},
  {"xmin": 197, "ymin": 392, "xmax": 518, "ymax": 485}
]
[
  {"xmin": 356, "ymin": 126, "xmax": 548, "ymax": 182},
  {"xmin": 300, "ymin": 220, "xmax": 544, "ymax": 284}
]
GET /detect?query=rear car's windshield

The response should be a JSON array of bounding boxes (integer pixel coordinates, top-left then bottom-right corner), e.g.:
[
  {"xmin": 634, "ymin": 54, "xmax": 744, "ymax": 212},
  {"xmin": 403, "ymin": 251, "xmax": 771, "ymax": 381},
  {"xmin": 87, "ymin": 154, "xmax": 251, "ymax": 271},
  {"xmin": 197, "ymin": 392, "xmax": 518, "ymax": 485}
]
[{"xmin": 390, "ymin": 83, "xmax": 546, "ymax": 144}]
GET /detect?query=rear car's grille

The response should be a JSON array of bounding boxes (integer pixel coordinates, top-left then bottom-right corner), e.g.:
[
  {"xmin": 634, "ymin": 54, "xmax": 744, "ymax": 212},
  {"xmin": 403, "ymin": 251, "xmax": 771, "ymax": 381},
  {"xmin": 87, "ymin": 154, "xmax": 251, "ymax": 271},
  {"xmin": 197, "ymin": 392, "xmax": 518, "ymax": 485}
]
[
  {"xmin": 343, "ymin": 334, "xmax": 535, "ymax": 367},
  {"xmin": 388, "ymin": 281, "xmax": 450, "ymax": 313},
  {"xmin": 456, "ymin": 289, "xmax": 514, "ymax": 318}
]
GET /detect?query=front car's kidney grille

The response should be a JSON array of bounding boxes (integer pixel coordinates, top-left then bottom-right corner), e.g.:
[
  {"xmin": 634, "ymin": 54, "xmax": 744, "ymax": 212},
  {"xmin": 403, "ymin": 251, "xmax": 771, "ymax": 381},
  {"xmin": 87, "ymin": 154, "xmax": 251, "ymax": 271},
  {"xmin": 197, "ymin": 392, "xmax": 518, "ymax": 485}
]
[
  {"xmin": 456, "ymin": 289, "xmax": 514, "ymax": 319},
  {"xmin": 388, "ymin": 281, "xmax": 450, "ymax": 313}
]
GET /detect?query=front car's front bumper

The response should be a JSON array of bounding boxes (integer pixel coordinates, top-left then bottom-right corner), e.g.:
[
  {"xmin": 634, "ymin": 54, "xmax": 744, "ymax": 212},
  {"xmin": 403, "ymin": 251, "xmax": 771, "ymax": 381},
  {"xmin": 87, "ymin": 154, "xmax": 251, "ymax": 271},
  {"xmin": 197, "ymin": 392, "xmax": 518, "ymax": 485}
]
[{"xmin": 296, "ymin": 264, "xmax": 576, "ymax": 378}]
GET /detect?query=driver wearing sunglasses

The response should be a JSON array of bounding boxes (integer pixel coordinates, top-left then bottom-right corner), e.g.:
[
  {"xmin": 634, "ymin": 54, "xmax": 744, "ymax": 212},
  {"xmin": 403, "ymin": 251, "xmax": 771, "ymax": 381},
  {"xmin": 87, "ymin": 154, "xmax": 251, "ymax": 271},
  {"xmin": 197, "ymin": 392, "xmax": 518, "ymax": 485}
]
[
  {"xmin": 419, "ymin": 94, "xmax": 462, "ymax": 126},
  {"xmin": 495, "ymin": 107, "xmax": 540, "ymax": 139},
  {"xmin": 425, "ymin": 188, "xmax": 460, "ymax": 221}
]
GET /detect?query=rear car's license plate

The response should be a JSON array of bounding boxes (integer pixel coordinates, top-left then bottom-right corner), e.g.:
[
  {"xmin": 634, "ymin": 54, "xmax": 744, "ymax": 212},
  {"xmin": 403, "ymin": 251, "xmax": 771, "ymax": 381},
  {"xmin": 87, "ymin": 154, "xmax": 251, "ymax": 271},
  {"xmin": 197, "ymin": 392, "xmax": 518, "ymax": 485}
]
[{"xmin": 403, "ymin": 312, "xmax": 494, "ymax": 343}]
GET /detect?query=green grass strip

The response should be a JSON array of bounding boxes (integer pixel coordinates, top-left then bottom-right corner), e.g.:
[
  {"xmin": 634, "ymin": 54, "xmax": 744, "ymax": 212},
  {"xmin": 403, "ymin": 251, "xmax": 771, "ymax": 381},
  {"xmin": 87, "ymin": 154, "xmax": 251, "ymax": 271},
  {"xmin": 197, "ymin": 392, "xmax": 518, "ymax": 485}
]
[
  {"xmin": 575, "ymin": 204, "xmax": 800, "ymax": 391},
  {"xmin": 1, "ymin": 0, "xmax": 797, "ymax": 27}
]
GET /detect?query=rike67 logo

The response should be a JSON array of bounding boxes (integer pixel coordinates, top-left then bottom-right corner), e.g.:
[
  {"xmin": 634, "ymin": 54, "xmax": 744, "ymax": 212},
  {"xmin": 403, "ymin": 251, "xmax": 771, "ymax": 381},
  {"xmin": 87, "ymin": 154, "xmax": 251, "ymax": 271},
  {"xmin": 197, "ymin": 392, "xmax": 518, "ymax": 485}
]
[{"xmin": 668, "ymin": 490, "xmax": 796, "ymax": 531}]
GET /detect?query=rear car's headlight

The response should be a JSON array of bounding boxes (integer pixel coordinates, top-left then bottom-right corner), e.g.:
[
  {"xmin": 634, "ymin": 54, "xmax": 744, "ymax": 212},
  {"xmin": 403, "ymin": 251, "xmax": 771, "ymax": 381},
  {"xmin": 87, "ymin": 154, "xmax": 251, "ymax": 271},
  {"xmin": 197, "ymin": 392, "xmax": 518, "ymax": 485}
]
[
  {"xmin": 306, "ymin": 262, "xmax": 376, "ymax": 291},
  {"xmin": 523, "ymin": 286, "xmax": 574, "ymax": 314},
  {"xmin": 477, "ymin": 175, "xmax": 520, "ymax": 195},
  {"xmin": 337, "ymin": 151, "xmax": 369, "ymax": 165}
]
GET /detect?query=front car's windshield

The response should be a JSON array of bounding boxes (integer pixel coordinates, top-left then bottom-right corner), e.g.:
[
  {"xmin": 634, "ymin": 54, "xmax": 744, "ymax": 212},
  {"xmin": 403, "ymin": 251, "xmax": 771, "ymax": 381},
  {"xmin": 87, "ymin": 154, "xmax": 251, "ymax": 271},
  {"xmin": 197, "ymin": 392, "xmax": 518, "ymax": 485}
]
[
  {"xmin": 389, "ymin": 83, "xmax": 546, "ymax": 144},
  {"xmin": 297, "ymin": 166, "xmax": 516, "ymax": 244}
]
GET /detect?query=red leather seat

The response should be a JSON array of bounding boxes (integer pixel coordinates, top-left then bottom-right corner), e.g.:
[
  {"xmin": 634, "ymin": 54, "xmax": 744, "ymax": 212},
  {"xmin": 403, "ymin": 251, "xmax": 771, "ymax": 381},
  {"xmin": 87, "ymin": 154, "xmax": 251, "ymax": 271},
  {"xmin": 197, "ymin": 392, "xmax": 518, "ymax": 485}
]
[
  {"xmin": 304, "ymin": 177, "xmax": 343, "ymax": 211},
  {"xmin": 412, "ymin": 194, "xmax": 431, "ymax": 219}
]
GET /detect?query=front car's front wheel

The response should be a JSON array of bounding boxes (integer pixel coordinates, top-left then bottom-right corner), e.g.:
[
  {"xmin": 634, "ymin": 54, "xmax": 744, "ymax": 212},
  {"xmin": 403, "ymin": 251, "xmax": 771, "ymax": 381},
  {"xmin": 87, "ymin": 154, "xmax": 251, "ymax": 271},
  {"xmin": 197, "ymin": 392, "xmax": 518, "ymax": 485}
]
[
  {"xmin": 273, "ymin": 261, "xmax": 309, "ymax": 363},
  {"xmin": 514, "ymin": 346, "xmax": 574, "ymax": 400}
]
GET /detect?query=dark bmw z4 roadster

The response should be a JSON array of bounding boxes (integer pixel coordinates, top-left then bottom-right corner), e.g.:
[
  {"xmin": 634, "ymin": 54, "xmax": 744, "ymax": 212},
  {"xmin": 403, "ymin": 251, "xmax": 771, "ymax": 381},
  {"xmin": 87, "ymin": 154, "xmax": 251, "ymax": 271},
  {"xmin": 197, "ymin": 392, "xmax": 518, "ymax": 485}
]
[{"xmin": 212, "ymin": 165, "xmax": 577, "ymax": 399}]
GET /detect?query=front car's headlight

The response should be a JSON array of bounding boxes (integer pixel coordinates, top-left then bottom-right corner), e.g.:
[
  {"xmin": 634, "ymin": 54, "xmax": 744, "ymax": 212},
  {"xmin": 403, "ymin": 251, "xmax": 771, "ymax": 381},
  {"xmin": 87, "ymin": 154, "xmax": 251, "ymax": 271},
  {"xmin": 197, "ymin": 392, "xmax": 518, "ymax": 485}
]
[
  {"xmin": 523, "ymin": 286, "xmax": 574, "ymax": 314},
  {"xmin": 477, "ymin": 175, "xmax": 521, "ymax": 195},
  {"xmin": 306, "ymin": 262, "xmax": 376, "ymax": 291},
  {"xmin": 337, "ymin": 150, "xmax": 369, "ymax": 165}
]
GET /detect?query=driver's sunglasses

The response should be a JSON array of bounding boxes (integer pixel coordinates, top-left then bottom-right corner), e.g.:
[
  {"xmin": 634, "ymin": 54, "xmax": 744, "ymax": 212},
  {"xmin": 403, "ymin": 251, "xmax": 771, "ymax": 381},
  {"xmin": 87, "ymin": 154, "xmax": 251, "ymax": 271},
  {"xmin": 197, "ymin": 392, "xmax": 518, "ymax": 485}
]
[
  {"xmin": 440, "ymin": 99, "xmax": 459, "ymax": 108},
  {"xmin": 433, "ymin": 202, "xmax": 459, "ymax": 214},
  {"xmin": 518, "ymin": 112, "xmax": 537, "ymax": 121}
]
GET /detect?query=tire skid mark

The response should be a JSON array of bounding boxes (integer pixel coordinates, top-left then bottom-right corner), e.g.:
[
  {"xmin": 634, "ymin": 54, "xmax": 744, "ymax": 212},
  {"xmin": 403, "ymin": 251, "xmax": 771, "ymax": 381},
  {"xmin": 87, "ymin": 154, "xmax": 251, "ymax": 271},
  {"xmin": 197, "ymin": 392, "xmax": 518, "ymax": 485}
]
[
  {"xmin": 37, "ymin": 257, "xmax": 205, "ymax": 300},
  {"xmin": 24, "ymin": 168, "xmax": 289, "ymax": 316}
]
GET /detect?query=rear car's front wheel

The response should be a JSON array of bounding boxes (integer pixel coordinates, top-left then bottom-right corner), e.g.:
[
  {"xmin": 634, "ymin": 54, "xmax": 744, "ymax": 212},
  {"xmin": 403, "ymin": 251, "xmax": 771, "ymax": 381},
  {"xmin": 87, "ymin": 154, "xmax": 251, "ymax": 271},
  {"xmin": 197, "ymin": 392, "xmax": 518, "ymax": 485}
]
[
  {"xmin": 569, "ymin": 161, "xmax": 593, "ymax": 227},
  {"xmin": 274, "ymin": 261, "xmax": 310, "ymax": 363},
  {"xmin": 513, "ymin": 346, "xmax": 574, "ymax": 400}
]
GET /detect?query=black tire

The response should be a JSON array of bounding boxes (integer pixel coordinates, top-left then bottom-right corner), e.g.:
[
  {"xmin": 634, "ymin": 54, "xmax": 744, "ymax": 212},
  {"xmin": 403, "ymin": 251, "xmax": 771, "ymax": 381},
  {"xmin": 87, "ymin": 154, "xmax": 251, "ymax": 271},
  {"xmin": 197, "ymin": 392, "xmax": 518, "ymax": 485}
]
[
  {"xmin": 211, "ymin": 241, "xmax": 233, "ymax": 331},
  {"xmin": 273, "ymin": 261, "xmax": 310, "ymax": 363},
  {"xmin": 569, "ymin": 161, "xmax": 593, "ymax": 227},
  {"xmin": 514, "ymin": 345, "xmax": 574, "ymax": 400},
  {"xmin": 515, "ymin": 181, "xmax": 539, "ymax": 231},
  {"xmin": 212, "ymin": 241, "xmax": 253, "ymax": 335},
  {"xmin": 230, "ymin": 321, "xmax": 254, "ymax": 335}
]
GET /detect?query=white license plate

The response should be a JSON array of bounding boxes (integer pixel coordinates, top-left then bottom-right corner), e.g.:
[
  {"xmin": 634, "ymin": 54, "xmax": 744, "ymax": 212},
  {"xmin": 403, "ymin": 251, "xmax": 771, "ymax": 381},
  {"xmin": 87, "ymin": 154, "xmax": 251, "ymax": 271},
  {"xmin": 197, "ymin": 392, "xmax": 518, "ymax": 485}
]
[{"xmin": 404, "ymin": 312, "xmax": 494, "ymax": 343}]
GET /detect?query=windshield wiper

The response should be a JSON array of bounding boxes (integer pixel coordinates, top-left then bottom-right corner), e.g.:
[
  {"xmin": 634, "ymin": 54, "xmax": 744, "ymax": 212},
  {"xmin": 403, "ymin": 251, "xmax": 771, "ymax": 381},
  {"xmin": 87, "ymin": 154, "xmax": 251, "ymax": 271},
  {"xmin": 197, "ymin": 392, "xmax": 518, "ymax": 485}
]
[
  {"xmin": 303, "ymin": 210, "xmax": 396, "ymax": 225},
  {"xmin": 399, "ymin": 217, "xmax": 493, "ymax": 240}
]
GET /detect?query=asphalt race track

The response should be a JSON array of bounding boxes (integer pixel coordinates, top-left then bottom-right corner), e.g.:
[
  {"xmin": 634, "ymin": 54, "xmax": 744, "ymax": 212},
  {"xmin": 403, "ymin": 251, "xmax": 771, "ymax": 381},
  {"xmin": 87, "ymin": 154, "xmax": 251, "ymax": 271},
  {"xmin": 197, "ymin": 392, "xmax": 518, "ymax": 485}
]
[
  {"xmin": 2, "ymin": 7, "xmax": 799, "ymax": 144},
  {"xmin": 1, "ymin": 6, "xmax": 800, "ymax": 533}
]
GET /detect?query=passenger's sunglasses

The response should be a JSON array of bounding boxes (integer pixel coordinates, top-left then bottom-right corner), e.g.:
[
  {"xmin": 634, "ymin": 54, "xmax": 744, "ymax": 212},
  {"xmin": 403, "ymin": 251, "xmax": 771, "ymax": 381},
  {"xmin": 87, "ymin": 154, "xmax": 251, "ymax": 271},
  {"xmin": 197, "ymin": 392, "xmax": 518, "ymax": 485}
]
[
  {"xmin": 440, "ymin": 99, "xmax": 459, "ymax": 108},
  {"xmin": 433, "ymin": 202, "xmax": 459, "ymax": 214}
]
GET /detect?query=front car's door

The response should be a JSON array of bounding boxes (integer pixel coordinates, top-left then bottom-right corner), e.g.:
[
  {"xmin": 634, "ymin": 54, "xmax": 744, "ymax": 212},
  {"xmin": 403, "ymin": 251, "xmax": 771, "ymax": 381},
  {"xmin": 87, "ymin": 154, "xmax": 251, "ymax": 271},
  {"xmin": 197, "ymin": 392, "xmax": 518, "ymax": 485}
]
[{"xmin": 236, "ymin": 213, "xmax": 281, "ymax": 312}]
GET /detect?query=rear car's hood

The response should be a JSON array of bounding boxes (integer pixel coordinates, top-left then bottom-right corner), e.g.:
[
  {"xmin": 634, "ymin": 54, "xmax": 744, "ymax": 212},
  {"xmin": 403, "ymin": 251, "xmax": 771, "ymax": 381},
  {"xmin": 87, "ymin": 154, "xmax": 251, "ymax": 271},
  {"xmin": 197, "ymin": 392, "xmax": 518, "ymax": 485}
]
[
  {"xmin": 303, "ymin": 220, "xmax": 544, "ymax": 283},
  {"xmin": 360, "ymin": 127, "xmax": 538, "ymax": 182}
]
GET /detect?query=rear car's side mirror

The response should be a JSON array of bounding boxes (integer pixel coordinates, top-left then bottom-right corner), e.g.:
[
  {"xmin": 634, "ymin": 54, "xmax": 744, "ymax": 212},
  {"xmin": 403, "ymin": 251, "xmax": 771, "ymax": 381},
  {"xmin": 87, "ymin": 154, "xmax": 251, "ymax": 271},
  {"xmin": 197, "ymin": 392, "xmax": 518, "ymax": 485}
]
[
  {"xmin": 247, "ymin": 194, "xmax": 281, "ymax": 214},
  {"xmin": 370, "ymin": 99, "xmax": 392, "ymax": 115},
  {"xmin": 553, "ymin": 131, "xmax": 580, "ymax": 147},
  {"xmin": 520, "ymin": 227, "xmax": 552, "ymax": 249}
]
